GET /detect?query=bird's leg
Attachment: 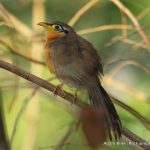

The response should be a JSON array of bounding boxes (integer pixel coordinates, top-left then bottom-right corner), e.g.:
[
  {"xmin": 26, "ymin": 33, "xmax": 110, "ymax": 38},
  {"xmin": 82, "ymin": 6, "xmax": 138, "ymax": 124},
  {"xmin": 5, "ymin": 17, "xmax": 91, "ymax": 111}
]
[
  {"xmin": 53, "ymin": 83, "xmax": 64, "ymax": 96},
  {"xmin": 72, "ymin": 89, "xmax": 78, "ymax": 105}
]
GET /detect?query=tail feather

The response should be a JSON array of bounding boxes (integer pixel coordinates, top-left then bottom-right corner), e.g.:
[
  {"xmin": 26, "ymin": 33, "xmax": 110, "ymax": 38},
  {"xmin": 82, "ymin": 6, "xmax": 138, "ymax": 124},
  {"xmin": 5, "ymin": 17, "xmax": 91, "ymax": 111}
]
[{"xmin": 87, "ymin": 83, "xmax": 122, "ymax": 139}]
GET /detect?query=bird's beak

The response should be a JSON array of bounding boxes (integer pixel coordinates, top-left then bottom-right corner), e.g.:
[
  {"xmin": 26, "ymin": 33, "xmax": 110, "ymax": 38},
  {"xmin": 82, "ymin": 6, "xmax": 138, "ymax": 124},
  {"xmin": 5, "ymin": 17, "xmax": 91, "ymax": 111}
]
[{"xmin": 37, "ymin": 22, "xmax": 50, "ymax": 30}]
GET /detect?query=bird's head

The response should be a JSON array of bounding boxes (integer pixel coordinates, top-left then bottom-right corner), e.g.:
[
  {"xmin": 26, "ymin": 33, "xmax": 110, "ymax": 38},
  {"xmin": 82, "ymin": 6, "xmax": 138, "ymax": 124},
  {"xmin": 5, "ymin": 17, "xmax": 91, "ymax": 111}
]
[{"xmin": 37, "ymin": 21, "xmax": 73, "ymax": 41}]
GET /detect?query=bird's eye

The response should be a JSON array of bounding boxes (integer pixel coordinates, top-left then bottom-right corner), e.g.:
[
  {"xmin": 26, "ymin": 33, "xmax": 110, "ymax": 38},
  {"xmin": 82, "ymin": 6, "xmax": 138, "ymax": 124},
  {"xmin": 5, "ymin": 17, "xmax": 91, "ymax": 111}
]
[
  {"xmin": 50, "ymin": 24, "xmax": 68, "ymax": 33},
  {"xmin": 51, "ymin": 24, "xmax": 62, "ymax": 31},
  {"xmin": 55, "ymin": 25, "xmax": 60, "ymax": 29}
]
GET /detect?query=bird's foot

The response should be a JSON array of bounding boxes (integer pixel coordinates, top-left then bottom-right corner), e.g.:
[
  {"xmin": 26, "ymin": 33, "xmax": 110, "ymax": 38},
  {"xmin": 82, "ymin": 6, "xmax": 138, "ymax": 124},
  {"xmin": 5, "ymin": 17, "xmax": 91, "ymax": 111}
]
[
  {"xmin": 53, "ymin": 83, "xmax": 64, "ymax": 96},
  {"xmin": 71, "ymin": 90, "xmax": 78, "ymax": 105}
]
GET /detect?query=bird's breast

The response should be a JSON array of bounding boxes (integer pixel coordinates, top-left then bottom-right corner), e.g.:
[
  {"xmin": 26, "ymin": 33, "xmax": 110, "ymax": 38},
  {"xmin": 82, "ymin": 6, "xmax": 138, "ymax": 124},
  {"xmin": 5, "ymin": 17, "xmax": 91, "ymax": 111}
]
[{"xmin": 44, "ymin": 44, "xmax": 56, "ymax": 74}]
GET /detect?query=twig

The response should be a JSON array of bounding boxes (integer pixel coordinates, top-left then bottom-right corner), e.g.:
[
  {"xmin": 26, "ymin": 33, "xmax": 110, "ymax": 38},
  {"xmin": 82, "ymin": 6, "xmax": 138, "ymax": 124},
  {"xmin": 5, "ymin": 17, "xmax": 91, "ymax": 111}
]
[
  {"xmin": 53, "ymin": 121, "xmax": 79, "ymax": 150},
  {"xmin": 119, "ymin": 38, "xmax": 146, "ymax": 50},
  {"xmin": 0, "ymin": 60, "xmax": 150, "ymax": 149},
  {"xmin": 68, "ymin": 0, "xmax": 99, "ymax": 26},
  {"xmin": 137, "ymin": 7, "xmax": 150, "ymax": 20},
  {"xmin": 0, "ymin": 59, "xmax": 87, "ymax": 107},
  {"xmin": 111, "ymin": 96, "xmax": 150, "ymax": 130},
  {"xmin": 110, "ymin": 0, "xmax": 150, "ymax": 51},
  {"xmin": 109, "ymin": 60, "xmax": 150, "ymax": 77},
  {"xmin": 120, "ymin": 10, "xmax": 128, "ymax": 37},
  {"xmin": 0, "ymin": 77, "xmax": 56, "ymax": 91},
  {"xmin": 0, "ymin": 22, "xmax": 13, "ymax": 28},
  {"xmin": 0, "ymin": 4, "xmax": 33, "ymax": 37},
  {"xmin": 8, "ymin": 58, "xmax": 20, "ymax": 112},
  {"xmin": 122, "ymin": 128, "xmax": 150, "ymax": 150},
  {"xmin": 0, "ymin": 39, "xmax": 44, "ymax": 65},
  {"xmin": 77, "ymin": 24, "xmax": 133, "ymax": 35},
  {"xmin": 103, "ymin": 75, "xmax": 150, "ymax": 103},
  {"xmin": 106, "ymin": 36, "xmax": 147, "ymax": 50},
  {"xmin": 106, "ymin": 24, "xmax": 150, "ymax": 49}
]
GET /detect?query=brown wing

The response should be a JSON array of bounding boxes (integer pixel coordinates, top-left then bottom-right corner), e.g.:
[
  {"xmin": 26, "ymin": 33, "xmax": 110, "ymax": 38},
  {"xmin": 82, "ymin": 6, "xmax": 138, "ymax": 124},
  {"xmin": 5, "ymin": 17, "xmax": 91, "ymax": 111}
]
[{"xmin": 75, "ymin": 35, "xmax": 103, "ymax": 78}]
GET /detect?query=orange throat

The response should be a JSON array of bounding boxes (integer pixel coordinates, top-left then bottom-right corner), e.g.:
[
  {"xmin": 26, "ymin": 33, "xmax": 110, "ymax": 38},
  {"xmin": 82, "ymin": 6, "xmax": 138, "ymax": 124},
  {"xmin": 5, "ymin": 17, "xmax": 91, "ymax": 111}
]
[
  {"xmin": 46, "ymin": 30, "xmax": 64, "ymax": 41},
  {"xmin": 44, "ymin": 31, "xmax": 64, "ymax": 74},
  {"xmin": 44, "ymin": 43, "xmax": 56, "ymax": 74}
]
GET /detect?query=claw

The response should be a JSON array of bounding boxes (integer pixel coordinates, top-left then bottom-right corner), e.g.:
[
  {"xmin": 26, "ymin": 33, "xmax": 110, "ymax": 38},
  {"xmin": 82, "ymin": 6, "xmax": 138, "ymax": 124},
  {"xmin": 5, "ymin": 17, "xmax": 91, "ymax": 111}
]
[
  {"xmin": 53, "ymin": 83, "xmax": 64, "ymax": 96},
  {"xmin": 71, "ymin": 89, "xmax": 78, "ymax": 106}
]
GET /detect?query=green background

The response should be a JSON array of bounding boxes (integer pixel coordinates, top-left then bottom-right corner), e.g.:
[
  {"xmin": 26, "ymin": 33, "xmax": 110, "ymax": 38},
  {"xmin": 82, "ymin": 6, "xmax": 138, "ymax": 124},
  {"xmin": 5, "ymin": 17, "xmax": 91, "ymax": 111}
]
[{"xmin": 0, "ymin": 0, "xmax": 150, "ymax": 150}]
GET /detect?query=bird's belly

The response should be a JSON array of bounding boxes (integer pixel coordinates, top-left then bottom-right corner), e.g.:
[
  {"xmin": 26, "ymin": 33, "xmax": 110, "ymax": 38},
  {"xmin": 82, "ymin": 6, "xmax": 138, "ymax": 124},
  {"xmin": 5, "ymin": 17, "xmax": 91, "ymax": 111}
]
[
  {"xmin": 45, "ymin": 45, "xmax": 87, "ymax": 88},
  {"xmin": 55, "ymin": 64, "xmax": 87, "ymax": 88}
]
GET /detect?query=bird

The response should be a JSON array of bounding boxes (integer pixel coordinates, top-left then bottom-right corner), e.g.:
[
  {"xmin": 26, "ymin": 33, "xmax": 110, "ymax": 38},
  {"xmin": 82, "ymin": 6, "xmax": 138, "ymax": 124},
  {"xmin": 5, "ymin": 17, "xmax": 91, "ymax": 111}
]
[{"xmin": 37, "ymin": 21, "xmax": 122, "ymax": 139}]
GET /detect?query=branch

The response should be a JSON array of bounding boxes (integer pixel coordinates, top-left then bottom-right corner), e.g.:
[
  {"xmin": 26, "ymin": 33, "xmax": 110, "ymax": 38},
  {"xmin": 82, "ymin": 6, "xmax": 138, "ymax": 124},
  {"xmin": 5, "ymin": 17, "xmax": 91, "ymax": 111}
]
[
  {"xmin": 0, "ymin": 59, "xmax": 150, "ymax": 149},
  {"xmin": 103, "ymin": 75, "xmax": 150, "ymax": 103},
  {"xmin": 122, "ymin": 128, "xmax": 150, "ymax": 150},
  {"xmin": 0, "ymin": 39, "xmax": 44, "ymax": 65},
  {"xmin": 0, "ymin": 4, "xmax": 33, "ymax": 37},
  {"xmin": 68, "ymin": 0, "xmax": 99, "ymax": 26},
  {"xmin": 0, "ymin": 59, "xmax": 86, "ymax": 108},
  {"xmin": 110, "ymin": 0, "xmax": 150, "ymax": 51},
  {"xmin": 77, "ymin": 24, "xmax": 133, "ymax": 35},
  {"xmin": 109, "ymin": 60, "xmax": 150, "ymax": 77},
  {"xmin": 111, "ymin": 96, "xmax": 150, "ymax": 130}
]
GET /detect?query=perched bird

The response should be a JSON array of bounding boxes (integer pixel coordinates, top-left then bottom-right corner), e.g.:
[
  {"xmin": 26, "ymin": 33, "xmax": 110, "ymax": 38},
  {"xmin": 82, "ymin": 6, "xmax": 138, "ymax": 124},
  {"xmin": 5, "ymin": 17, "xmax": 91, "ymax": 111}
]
[{"xmin": 38, "ymin": 21, "xmax": 121, "ymax": 139}]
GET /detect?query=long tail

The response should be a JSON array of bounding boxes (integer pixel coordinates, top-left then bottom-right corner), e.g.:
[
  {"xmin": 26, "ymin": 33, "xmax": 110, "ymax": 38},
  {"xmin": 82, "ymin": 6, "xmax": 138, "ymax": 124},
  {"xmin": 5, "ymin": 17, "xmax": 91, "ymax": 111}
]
[{"xmin": 87, "ymin": 82, "xmax": 122, "ymax": 140}]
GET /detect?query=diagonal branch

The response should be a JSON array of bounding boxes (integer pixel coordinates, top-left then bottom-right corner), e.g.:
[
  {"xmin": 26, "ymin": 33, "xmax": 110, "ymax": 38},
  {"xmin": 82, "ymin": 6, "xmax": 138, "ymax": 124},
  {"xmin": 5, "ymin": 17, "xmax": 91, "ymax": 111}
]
[
  {"xmin": 0, "ymin": 59, "xmax": 86, "ymax": 108},
  {"xmin": 0, "ymin": 39, "xmax": 44, "ymax": 65},
  {"xmin": 111, "ymin": 96, "xmax": 150, "ymax": 130},
  {"xmin": 0, "ymin": 59, "xmax": 150, "ymax": 150},
  {"xmin": 0, "ymin": 3, "xmax": 33, "ymax": 37},
  {"xmin": 68, "ymin": 0, "xmax": 99, "ymax": 26},
  {"xmin": 122, "ymin": 127, "xmax": 150, "ymax": 149}
]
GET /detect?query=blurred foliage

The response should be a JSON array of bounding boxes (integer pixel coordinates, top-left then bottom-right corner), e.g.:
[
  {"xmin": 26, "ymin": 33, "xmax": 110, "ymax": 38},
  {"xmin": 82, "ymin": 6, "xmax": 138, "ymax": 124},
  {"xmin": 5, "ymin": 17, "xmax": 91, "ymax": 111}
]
[{"xmin": 0, "ymin": 0, "xmax": 150, "ymax": 150}]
